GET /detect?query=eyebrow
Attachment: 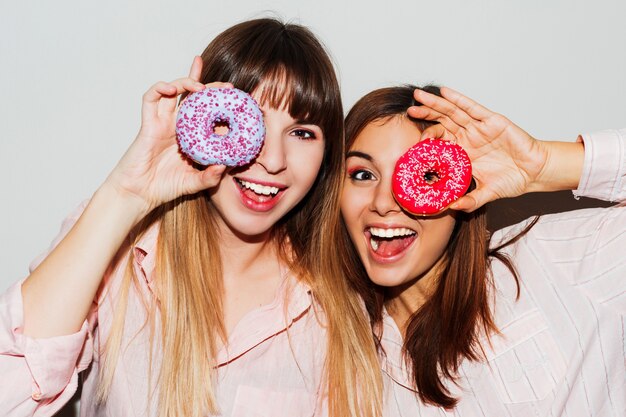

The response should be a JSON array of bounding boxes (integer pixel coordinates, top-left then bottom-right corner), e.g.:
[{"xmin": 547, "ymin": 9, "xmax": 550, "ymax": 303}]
[{"xmin": 346, "ymin": 150, "xmax": 373, "ymax": 162}]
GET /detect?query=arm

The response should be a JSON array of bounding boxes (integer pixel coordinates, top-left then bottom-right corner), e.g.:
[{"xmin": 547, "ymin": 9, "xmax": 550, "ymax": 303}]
[
  {"xmin": 494, "ymin": 128, "xmax": 626, "ymax": 313},
  {"xmin": 21, "ymin": 58, "xmax": 226, "ymax": 338},
  {"xmin": 1, "ymin": 278, "xmax": 93, "ymax": 416},
  {"xmin": 0, "ymin": 57, "xmax": 229, "ymax": 416}
]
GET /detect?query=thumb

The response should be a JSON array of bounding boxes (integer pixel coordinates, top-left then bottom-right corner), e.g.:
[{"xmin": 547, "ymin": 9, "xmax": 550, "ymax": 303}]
[
  {"xmin": 450, "ymin": 187, "xmax": 495, "ymax": 213},
  {"xmin": 196, "ymin": 165, "xmax": 227, "ymax": 190},
  {"xmin": 189, "ymin": 56, "xmax": 203, "ymax": 82}
]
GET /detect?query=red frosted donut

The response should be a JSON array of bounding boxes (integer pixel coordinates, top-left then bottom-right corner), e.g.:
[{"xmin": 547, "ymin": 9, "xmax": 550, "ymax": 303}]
[{"xmin": 392, "ymin": 138, "xmax": 472, "ymax": 215}]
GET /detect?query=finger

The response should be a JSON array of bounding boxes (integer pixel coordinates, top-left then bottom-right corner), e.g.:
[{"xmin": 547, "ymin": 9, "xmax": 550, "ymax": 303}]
[
  {"xmin": 142, "ymin": 81, "xmax": 177, "ymax": 121},
  {"xmin": 450, "ymin": 188, "xmax": 495, "ymax": 212},
  {"xmin": 170, "ymin": 77, "xmax": 206, "ymax": 94},
  {"xmin": 440, "ymin": 87, "xmax": 492, "ymax": 121},
  {"xmin": 408, "ymin": 106, "xmax": 462, "ymax": 136},
  {"xmin": 158, "ymin": 77, "xmax": 206, "ymax": 114},
  {"xmin": 413, "ymin": 88, "xmax": 473, "ymax": 127},
  {"xmin": 197, "ymin": 165, "xmax": 227, "ymax": 190},
  {"xmin": 188, "ymin": 56, "xmax": 203, "ymax": 82},
  {"xmin": 204, "ymin": 81, "xmax": 234, "ymax": 89},
  {"xmin": 419, "ymin": 124, "xmax": 456, "ymax": 142}
]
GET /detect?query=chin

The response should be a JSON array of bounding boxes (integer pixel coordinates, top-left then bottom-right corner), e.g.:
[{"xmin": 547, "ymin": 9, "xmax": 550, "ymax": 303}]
[
  {"xmin": 366, "ymin": 268, "xmax": 413, "ymax": 288},
  {"xmin": 227, "ymin": 219, "xmax": 275, "ymax": 238}
]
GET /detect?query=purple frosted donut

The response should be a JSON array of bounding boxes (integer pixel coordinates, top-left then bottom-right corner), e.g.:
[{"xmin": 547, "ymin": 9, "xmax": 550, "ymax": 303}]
[{"xmin": 175, "ymin": 87, "xmax": 265, "ymax": 166}]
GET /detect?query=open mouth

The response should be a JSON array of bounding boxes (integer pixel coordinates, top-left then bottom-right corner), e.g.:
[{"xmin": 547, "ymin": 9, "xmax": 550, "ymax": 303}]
[
  {"xmin": 366, "ymin": 226, "xmax": 417, "ymax": 259},
  {"xmin": 234, "ymin": 177, "xmax": 286, "ymax": 211}
]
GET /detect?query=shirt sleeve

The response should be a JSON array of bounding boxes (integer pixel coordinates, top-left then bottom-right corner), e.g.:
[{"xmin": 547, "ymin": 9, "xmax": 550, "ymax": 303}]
[
  {"xmin": 0, "ymin": 201, "xmax": 95, "ymax": 417},
  {"xmin": 573, "ymin": 128, "xmax": 626, "ymax": 202},
  {"xmin": 494, "ymin": 128, "xmax": 626, "ymax": 314}
]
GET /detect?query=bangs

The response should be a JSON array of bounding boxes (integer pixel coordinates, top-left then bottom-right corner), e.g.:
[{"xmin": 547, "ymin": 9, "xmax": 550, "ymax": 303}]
[
  {"xmin": 253, "ymin": 65, "xmax": 326, "ymax": 127},
  {"xmin": 199, "ymin": 19, "xmax": 339, "ymax": 133},
  {"xmin": 345, "ymin": 85, "xmax": 441, "ymax": 149}
]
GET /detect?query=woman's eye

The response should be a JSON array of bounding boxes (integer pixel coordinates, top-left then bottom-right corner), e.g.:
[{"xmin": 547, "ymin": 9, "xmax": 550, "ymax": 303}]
[
  {"xmin": 291, "ymin": 129, "xmax": 317, "ymax": 140},
  {"xmin": 349, "ymin": 169, "xmax": 375, "ymax": 181}
]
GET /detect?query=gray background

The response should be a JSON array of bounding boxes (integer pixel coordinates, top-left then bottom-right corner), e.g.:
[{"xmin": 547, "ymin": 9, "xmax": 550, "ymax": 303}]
[
  {"xmin": 1, "ymin": 1, "xmax": 624, "ymax": 415},
  {"xmin": 1, "ymin": 0, "xmax": 625, "ymax": 290}
]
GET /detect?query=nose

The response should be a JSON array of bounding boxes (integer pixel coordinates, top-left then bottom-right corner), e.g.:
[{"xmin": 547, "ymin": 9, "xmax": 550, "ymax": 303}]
[
  {"xmin": 370, "ymin": 180, "xmax": 401, "ymax": 216},
  {"xmin": 256, "ymin": 129, "xmax": 287, "ymax": 174}
]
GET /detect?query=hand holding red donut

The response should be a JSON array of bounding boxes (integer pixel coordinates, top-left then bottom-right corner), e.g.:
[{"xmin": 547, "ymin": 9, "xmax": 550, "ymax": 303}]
[
  {"xmin": 104, "ymin": 57, "xmax": 231, "ymax": 220},
  {"xmin": 408, "ymin": 87, "xmax": 552, "ymax": 212}
]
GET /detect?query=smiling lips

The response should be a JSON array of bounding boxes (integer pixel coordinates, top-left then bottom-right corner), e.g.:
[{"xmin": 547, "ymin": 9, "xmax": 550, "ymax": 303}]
[
  {"xmin": 234, "ymin": 177, "xmax": 286, "ymax": 212},
  {"xmin": 366, "ymin": 227, "xmax": 417, "ymax": 261}
]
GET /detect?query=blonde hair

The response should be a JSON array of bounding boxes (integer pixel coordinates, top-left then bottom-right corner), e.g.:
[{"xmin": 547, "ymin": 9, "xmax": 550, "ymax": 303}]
[{"xmin": 96, "ymin": 18, "xmax": 382, "ymax": 417}]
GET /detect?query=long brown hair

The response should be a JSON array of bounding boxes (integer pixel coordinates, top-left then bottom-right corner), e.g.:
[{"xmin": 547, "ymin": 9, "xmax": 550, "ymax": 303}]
[
  {"xmin": 342, "ymin": 85, "xmax": 534, "ymax": 408},
  {"xmin": 99, "ymin": 18, "xmax": 382, "ymax": 417}
]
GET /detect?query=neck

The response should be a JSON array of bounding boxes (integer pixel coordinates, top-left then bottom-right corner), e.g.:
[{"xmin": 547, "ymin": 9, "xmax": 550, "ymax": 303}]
[
  {"xmin": 217, "ymin": 221, "xmax": 280, "ymax": 278},
  {"xmin": 385, "ymin": 256, "xmax": 447, "ymax": 335},
  {"xmin": 214, "ymin": 216, "xmax": 287, "ymax": 336}
]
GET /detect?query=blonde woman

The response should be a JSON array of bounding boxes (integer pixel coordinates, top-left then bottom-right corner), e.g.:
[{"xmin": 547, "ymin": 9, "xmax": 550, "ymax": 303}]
[{"xmin": 0, "ymin": 19, "xmax": 381, "ymax": 417}]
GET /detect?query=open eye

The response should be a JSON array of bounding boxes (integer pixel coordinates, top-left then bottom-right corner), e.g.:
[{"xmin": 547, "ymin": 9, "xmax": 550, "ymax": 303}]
[
  {"xmin": 291, "ymin": 129, "xmax": 317, "ymax": 140},
  {"xmin": 349, "ymin": 169, "xmax": 376, "ymax": 181}
]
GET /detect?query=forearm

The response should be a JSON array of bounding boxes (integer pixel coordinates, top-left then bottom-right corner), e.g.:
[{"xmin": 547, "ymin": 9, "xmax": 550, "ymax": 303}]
[{"xmin": 21, "ymin": 182, "xmax": 149, "ymax": 338}]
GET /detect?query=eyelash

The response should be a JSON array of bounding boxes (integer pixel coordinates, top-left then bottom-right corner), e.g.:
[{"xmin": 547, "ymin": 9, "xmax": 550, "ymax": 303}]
[
  {"xmin": 291, "ymin": 129, "xmax": 317, "ymax": 140},
  {"xmin": 348, "ymin": 168, "xmax": 376, "ymax": 181}
]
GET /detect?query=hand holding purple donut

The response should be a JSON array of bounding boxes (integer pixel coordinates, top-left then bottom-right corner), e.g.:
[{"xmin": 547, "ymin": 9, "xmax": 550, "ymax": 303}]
[{"xmin": 104, "ymin": 57, "xmax": 230, "ymax": 218}]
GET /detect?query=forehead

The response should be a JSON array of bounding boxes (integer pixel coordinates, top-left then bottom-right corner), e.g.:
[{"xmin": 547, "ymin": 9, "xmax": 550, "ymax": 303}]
[{"xmin": 350, "ymin": 116, "xmax": 422, "ymax": 163}]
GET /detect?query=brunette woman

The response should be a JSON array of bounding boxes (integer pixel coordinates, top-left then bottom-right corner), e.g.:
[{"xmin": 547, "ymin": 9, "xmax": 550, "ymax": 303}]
[{"xmin": 340, "ymin": 85, "xmax": 625, "ymax": 416}]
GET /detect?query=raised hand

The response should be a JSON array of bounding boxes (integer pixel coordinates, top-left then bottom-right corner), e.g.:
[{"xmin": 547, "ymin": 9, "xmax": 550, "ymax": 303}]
[
  {"xmin": 408, "ymin": 87, "xmax": 582, "ymax": 212},
  {"xmin": 105, "ymin": 57, "xmax": 231, "ymax": 217}
]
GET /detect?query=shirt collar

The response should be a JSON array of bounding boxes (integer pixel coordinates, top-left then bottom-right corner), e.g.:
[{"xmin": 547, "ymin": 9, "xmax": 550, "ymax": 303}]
[
  {"xmin": 132, "ymin": 221, "xmax": 160, "ymax": 294},
  {"xmin": 216, "ymin": 268, "xmax": 313, "ymax": 366},
  {"xmin": 380, "ymin": 308, "xmax": 415, "ymax": 390},
  {"xmin": 131, "ymin": 223, "xmax": 314, "ymax": 366}
]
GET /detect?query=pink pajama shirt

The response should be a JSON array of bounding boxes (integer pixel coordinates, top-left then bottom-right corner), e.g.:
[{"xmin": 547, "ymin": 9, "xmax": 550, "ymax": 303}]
[
  {"xmin": 1, "ymin": 213, "xmax": 328, "ymax": 416},
  {"xmin": 381, "ymin": 129, "xmax": 626, "ymax": 416}
]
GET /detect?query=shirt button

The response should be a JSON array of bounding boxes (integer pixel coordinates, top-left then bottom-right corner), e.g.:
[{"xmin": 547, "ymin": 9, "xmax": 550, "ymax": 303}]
[{"xmin": 32, "ymin": 390, "xmax": 42, "ymax": 401}]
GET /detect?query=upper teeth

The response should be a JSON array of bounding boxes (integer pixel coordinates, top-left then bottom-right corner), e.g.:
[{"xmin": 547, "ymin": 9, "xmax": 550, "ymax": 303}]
[
  {"xmin": 238, "ymin": 180, "xmax": 280, "ymax": 196},
  {"xmin": 369, "ymin": 227, "xmax": 416, "ymax": 238}
]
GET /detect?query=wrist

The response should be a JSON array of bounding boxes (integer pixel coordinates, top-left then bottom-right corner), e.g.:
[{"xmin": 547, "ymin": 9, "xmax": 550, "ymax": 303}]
[
  {"xmin": 95, "ymin": 180, "xmax": 153, "ymax": 226},
  {"xmin": 531, "ymin": 140, "xmax": 585, "ymax": 193}
]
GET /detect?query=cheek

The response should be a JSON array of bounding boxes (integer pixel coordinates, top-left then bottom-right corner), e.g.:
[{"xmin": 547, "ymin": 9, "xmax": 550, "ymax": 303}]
[
  {"xmin": 340, "ymin": 185, "xmax": 369, "ymax": 229},
  {"xmin": 290, "ymin": 142, "xmax": 325, "ymax": 185},
  {"xmin": 421, "ymin": 218, "xmax": 457, "ymax": 260}
]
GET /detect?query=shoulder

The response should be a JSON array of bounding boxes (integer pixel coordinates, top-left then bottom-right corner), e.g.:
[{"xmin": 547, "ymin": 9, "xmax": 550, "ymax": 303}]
[{"xmin": 489, "ymin": 204, "xmax": 624, "ymax": 251}]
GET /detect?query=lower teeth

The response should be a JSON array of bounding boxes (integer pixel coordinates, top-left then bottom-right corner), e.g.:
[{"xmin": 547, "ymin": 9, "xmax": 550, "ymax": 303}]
[{"xmin": 371, "ymin": 238, "xmax": 379, "ymax": 251}]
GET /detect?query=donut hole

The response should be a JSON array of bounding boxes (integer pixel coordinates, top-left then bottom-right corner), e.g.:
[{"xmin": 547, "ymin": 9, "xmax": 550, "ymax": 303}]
[
  {"xmin": 213, "ymin": 119, "xmax": 230, "ymax": 136},
  {"xmin": 423, "ymin": 171, "xmax": 440, "ymax": 185}
]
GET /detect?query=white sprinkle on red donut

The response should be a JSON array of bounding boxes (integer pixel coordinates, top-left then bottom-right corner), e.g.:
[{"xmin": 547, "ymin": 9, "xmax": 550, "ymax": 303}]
[
  {"xmin": 392, "ymin": 138, "xmax": 472, "ymax": 215},
  {"xmin": 175, "ymin": 87, "xmax": 265, "ymax": 166}
]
